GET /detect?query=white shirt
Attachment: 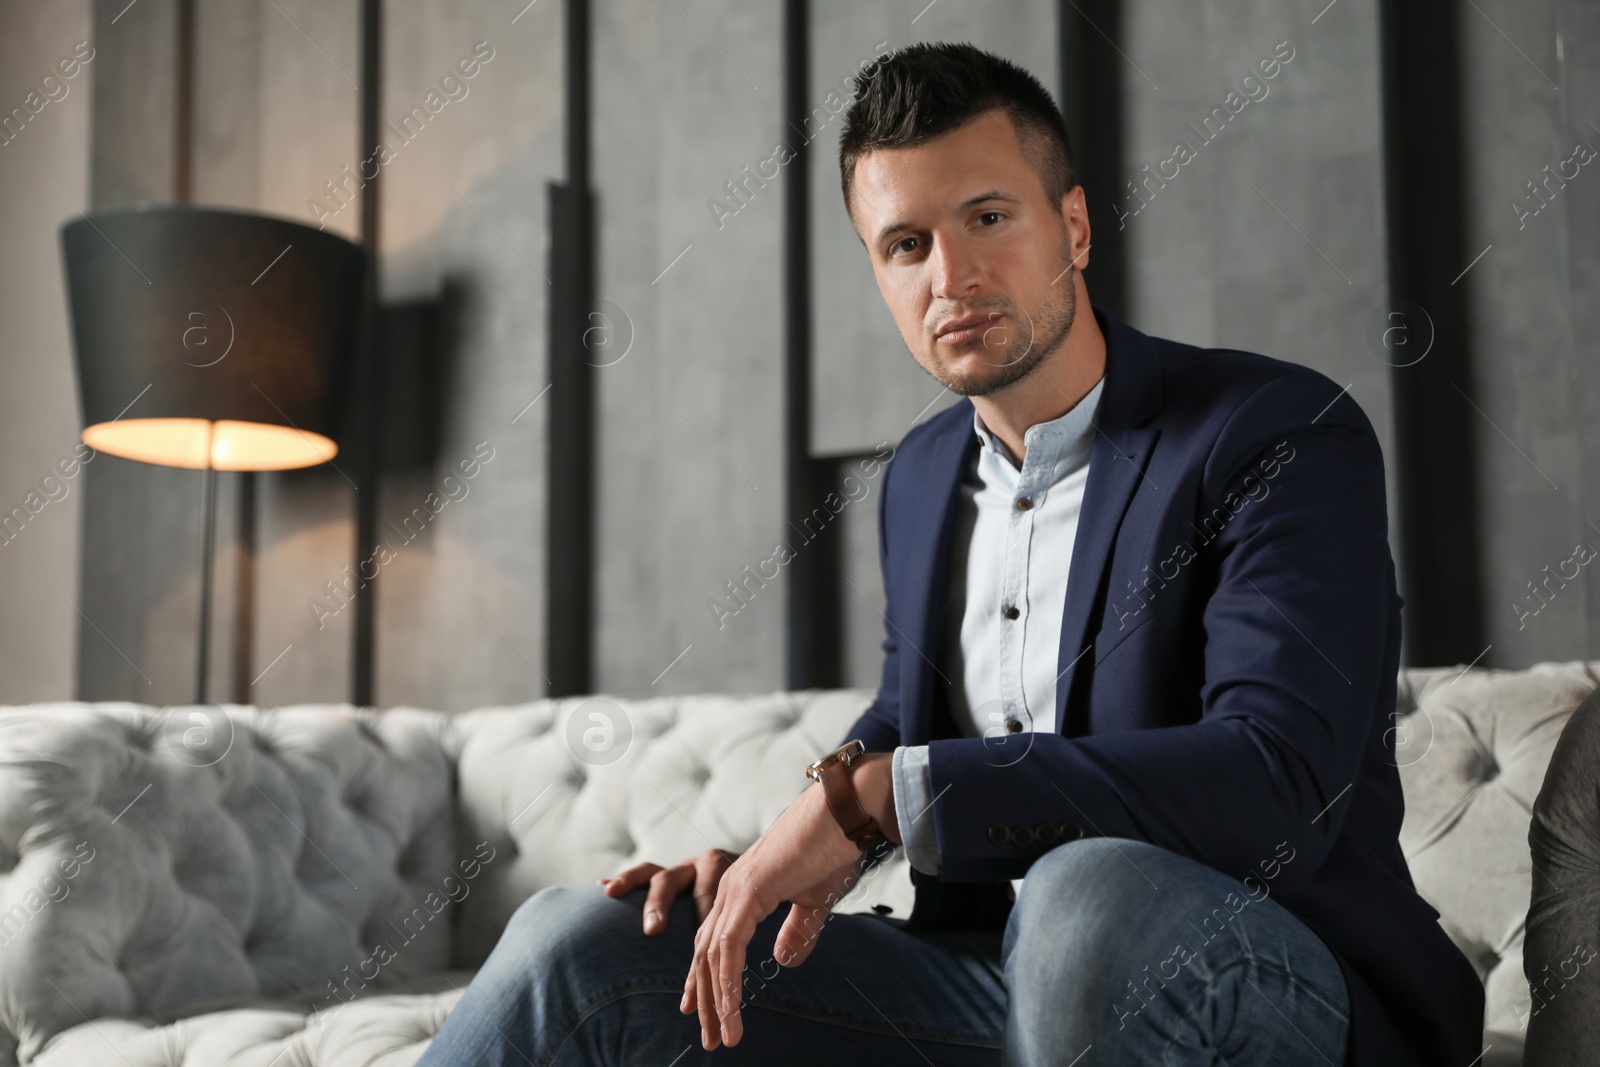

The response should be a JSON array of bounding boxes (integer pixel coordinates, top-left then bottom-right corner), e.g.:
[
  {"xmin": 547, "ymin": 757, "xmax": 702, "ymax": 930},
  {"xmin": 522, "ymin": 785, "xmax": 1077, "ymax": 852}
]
[{"xmin": 891, "ymin": 376, "xmax": 1105, "ymax": 880}]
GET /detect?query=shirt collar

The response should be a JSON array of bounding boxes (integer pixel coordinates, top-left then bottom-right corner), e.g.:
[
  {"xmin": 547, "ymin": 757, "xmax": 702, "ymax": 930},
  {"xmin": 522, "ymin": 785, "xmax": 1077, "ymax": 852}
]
[{"xmin": 971, "ymin": 375, "xmax": 1106, "ymax": 472}]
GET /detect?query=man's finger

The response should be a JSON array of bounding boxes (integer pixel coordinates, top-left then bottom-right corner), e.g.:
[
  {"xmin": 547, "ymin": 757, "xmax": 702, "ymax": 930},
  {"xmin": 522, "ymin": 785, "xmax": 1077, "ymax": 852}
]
[
  {"xmin": 599, "ymin": 861, "xmax": 663, "ymax": 898},
  {"xmin": 715, "ymin": 912, "xmax": 754, "ymax": 1046},
  {"xmin": 695, "ymin": 936, "xmax": 721, "ymax": 1050},
  {"xmin": 692, "ymin": 852, "xmax": 725, "ymax": 924},
  {"xmin": 682, "ymin": 900, "xmax": 716, "ymax": 1017},
  {"xmin": 642, "ymin": 866, "xmax": 693, "ymax": 934},
  {"xmin": 773, "ymin": 903, "xmax": 831, "ymax": 968}
]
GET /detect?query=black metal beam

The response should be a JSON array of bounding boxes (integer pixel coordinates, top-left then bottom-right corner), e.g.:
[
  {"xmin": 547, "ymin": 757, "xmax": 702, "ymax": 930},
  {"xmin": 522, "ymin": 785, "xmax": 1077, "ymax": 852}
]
[
  {"xmin": 546, "ymin": 0, "xmax": 595, "ymax": 696},
  {"xmin": 1058, "ymin": 0, "xmax": 1128, "ymax": 320},
  {"xmin": 352, "ymin": 0, "xmax": 384, "ymax": 705},
  {"xmin": 781, "ymin": 0, "xmax": 845, "ymax": 690},
  {"xmin": 1377, "ymin": 0, "xmax": 1484, "ymax": 666}
]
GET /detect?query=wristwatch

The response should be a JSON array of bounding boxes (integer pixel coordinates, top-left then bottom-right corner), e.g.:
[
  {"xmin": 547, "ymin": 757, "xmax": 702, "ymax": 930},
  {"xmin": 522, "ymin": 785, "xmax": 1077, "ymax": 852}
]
[{"xmin": 805, "ymin": 739, "xmax": 888, "ymax": 851}]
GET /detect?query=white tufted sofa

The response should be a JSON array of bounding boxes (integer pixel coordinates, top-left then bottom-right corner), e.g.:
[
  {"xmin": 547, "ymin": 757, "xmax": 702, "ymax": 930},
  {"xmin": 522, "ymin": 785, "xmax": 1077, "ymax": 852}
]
[{"xmin": 1, "ymin": 662, "xmax": 1595, "ymax": 1066}]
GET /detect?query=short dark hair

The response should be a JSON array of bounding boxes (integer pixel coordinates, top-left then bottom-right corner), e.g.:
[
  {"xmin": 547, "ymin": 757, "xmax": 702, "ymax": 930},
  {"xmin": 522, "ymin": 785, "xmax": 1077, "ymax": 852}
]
[{"xmin": 838, "ymin": 42, "xmax": 1076, "ymax": 228}]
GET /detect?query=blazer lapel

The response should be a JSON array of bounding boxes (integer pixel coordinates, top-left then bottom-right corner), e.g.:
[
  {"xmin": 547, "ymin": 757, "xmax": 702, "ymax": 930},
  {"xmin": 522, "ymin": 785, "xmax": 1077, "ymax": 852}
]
[
  {"xmin": 898, "ymin": 404, "xmax": 980, "ymax": 747},
  {"xmin": 1053, "ymin": 307, "xmax": 1165, "ymax": 736}
]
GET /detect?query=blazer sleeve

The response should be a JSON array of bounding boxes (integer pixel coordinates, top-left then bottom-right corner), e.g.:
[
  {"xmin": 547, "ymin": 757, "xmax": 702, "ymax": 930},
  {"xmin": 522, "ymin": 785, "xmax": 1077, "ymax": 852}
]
[
  {"xmin": 842, "ymin": 447, "xmax": 903, "ymax": 755},
  {"xmin": 924, "ymin": 372, "xmax": 1394, "ymax": 890}
]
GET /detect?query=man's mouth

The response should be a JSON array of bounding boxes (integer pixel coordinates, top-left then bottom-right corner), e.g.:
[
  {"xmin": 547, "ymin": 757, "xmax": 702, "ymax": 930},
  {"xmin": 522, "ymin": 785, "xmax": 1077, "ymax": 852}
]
[{"xmin": 936, "ymin": 312, "xmax": 999, "ymax": 346}]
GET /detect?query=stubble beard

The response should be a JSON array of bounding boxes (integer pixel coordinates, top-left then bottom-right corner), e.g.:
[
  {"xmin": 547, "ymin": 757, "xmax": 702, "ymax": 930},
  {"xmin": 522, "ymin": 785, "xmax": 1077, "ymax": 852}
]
[{"xmin": 922, "ymin": 241, "xmax": 1079, "ymax": 399}]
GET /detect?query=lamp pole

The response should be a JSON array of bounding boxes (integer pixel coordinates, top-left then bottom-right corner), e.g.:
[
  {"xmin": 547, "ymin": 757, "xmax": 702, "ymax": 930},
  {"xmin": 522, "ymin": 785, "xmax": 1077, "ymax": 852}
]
[{"xmin": 196, "ymin": 422, "xmax": 217, "ymax": 704}]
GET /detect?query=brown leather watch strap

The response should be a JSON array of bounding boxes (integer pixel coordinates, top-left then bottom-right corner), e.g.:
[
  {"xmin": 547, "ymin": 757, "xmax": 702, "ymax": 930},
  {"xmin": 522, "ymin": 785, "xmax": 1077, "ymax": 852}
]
[{"xmin": 817, "ymin": 759, "xmax": 887, "ymax": 850}]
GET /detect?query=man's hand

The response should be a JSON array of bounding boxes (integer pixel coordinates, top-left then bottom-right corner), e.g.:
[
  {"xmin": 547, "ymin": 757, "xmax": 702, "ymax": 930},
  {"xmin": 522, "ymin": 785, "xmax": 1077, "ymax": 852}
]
[
  {"xmin": 597, "ymin": 848, "xmax": 738, "ymax": 935},
  {"xmin": 681, "ymin": 751, "xmax": 899, "ymax": 1050}
]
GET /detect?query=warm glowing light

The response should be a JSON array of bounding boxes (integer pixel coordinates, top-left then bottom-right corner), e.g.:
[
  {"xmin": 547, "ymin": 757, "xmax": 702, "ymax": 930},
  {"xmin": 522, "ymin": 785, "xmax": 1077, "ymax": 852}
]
[{"xmin": 81, "ymin": 418, "xmax": 337, "ymax": 471}]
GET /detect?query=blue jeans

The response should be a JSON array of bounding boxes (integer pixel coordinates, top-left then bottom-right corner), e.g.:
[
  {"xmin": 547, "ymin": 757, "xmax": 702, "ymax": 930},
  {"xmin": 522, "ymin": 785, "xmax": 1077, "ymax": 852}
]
[{"xmin": 418, "ymin": 838, "xmax": 1350, "ymax": 1066}]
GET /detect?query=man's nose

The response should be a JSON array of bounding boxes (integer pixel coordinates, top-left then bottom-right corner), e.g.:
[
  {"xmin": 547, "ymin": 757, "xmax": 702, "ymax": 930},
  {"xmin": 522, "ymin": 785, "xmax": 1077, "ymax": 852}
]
[{"xmin": 930, "ymin": 234, "xmax": 982, "ymax": 300}]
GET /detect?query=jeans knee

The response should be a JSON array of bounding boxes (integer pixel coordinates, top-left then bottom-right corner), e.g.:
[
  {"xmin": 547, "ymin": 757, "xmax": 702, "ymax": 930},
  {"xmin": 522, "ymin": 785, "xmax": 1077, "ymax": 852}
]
[
  {"xmin": 495, "ymin": 884, "xmax": 631, "ymax": 977},
  {"xmin": 1012, "ymin": 838, "xmax": 1160, "ymax": 926},
  {"xmin": 1006, "ymin": 839, "xmax": 1193, "ymax": 985},
  {"xmin": 506, "ymin": 884, "xmax": 591, "ymax": 937}
]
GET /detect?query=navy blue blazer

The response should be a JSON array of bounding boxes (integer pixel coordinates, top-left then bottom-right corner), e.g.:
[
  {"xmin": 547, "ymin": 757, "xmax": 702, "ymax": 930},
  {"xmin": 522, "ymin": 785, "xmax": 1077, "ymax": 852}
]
[{"xmin": 845, "ymin": 305, "xmax": 1484, "ymax": 1066}]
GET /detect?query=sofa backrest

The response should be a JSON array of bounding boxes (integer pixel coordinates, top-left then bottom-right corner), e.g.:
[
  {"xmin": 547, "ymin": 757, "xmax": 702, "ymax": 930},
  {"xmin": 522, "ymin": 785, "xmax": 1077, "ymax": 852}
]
[
  {"xmin": 441, "ymin": 687, "xmax": 907, "ymax": 964},
  {"xmin": 0, "ymin": 703, "xmax": 456, "ymax": 1064}
]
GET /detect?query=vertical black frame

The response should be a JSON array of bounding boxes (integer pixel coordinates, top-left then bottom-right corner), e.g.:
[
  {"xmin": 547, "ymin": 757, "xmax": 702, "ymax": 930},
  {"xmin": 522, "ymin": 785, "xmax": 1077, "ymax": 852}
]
[
  {"xmin": 352, "ymin": 0, "xmax": 384, "ymax": 705},
  {"xmin": 546, "ymin": 0, "xmax": 596, "ymax": 696},
  {"xmin": 1377, "ymin": 0, "xmax": 1484, "ymax": 666},
  {"xmin": 783, "ymin": 0, "xmax": 844, "ymax": 690},
  {"xmin": 1058, "ymin": 0, "xmax": 1128, "ymax": 320}
]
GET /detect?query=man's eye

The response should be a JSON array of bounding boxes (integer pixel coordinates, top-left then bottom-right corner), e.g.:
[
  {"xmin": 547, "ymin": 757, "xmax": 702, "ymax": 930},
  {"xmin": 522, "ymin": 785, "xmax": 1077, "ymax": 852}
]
[
  {"xmin": 979, "ymin": 211, "xmax": 1005, "ymax": 225},
  {"xmin": 891, "ymin": 236, "xmax": 918, "ymax": 256}
]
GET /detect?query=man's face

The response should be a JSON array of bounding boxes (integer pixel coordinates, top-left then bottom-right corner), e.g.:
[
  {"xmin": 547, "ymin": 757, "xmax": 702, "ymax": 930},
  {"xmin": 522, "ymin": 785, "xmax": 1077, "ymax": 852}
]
[{"xmin": 849, "ymin": 108, "xmax": 1087, "ymax": 398}]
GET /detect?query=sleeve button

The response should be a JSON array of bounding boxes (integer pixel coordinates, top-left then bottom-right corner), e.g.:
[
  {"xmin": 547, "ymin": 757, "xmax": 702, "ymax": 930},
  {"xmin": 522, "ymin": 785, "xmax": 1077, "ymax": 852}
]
[
  {"xmin": 1011, "ymin": 825, "xmax": 1036, "ymax": 848},
  {"xmin": 1059, "ymin": 822, "xmax": 1083, "ymax": 842},
  {"xmin": 987, "ymin": 824, "xmax": 1011, "ymax": 846}
]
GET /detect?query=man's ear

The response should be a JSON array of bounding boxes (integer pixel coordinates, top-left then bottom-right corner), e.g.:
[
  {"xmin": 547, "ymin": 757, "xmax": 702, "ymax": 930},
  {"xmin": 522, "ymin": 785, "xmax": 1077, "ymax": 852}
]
[{"xmin": 1061, "ymin": 185, "xmax": 1091, "ymax": 269}]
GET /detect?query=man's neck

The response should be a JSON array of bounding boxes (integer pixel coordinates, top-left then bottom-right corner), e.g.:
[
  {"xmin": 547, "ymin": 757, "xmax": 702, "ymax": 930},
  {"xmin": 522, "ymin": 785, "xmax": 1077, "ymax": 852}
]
[{"xmin": 971, "ymin": 310, "xmax": 1108, "ymax": 466}]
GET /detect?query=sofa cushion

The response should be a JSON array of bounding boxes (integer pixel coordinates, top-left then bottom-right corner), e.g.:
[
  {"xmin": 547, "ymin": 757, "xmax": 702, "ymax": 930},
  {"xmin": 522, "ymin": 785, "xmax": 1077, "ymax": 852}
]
[
  {"xmin": 0, "ymin": 703, "xmax": 457, "ymax": 1065},
  {"xmin": 29, "ymin": 969, "xmax": 473, "ymax": 1067}
]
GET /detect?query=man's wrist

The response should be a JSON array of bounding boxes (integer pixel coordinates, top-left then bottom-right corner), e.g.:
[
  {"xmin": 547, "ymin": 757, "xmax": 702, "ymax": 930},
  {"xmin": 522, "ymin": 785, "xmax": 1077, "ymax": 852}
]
[{"xmin": 847, "ymin": 752, "xmax": 901, "ymax": 846}]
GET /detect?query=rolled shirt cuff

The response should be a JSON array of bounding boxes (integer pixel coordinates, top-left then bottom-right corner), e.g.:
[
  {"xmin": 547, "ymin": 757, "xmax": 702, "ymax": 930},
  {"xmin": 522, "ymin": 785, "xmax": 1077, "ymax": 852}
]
[{"xmin": 892, "ymin": 744, "xmax": 941, "ymax": 876}]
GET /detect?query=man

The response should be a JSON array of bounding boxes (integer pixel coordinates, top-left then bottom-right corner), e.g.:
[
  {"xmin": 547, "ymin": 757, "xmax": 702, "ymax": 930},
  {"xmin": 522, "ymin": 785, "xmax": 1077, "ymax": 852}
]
[{"xmin": 419, "ymin": 42, "xmax": 1484, "ymax": 1066}]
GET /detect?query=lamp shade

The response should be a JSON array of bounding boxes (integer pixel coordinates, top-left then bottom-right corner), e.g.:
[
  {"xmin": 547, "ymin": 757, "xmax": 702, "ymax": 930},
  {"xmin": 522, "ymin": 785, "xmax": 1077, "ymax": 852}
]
[{"xmin": 61, "ymin": 205, "xmax": 365, "ymax": 471}]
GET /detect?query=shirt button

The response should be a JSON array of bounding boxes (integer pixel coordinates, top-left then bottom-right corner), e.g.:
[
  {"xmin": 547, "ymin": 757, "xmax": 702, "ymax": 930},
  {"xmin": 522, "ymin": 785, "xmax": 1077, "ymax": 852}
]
[
  {"xmin": 1016, "ymin": 496, "xmax": 1033, "ymax": 511},
  {"xmin": 1002, "ymin": 605, "xmax": 1020, "ymax": 620},
  {"xmin": 1006, "ymin": 718, "xmax": 1023, "ymax": 734}
]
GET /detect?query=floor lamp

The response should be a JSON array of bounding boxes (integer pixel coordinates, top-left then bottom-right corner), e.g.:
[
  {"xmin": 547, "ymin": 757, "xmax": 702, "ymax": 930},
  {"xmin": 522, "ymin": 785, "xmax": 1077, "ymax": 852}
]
[{"xmin": 61, "ymin": 205, "xmax": 365, "ymax": 704}]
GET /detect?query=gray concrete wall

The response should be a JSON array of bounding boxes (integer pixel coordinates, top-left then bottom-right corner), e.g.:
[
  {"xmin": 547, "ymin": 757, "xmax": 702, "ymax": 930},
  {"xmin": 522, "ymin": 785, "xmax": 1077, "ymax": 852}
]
[
  {"xmin": 0, "ymin": 0, "xmax": 94, "ymax": 703},
  {"xmin": 371, "ymin": 0, "xmax": 563, "ymax": 712},
  {"xmin": 1459, "ymin": 0, "xmax": 1599, "ymax": 668},
  {"xmin": 591, "ymin": 0, "xmax": 789, "ymax": 697}
]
